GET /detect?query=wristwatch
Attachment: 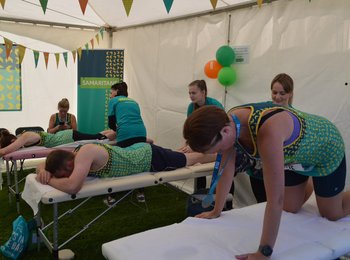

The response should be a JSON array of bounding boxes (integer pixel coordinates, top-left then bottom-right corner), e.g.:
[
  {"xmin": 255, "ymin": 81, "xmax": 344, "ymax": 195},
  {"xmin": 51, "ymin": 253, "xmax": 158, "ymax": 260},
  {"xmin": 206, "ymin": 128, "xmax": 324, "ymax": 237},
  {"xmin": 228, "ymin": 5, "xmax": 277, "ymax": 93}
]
[{"xmin": 259, "ymin": 245, "xmax": 273, "ymax": 257}]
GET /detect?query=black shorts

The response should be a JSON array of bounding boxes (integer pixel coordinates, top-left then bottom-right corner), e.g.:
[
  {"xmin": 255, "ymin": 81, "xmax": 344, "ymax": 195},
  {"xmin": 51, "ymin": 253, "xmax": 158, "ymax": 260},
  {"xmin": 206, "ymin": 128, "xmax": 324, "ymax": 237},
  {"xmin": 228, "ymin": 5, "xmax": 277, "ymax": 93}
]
[
  {"xmin": 150, "ymin": 144, "xmax": 186, "ymax": 172},
  {"xmin": 116, "ymin": 137, "xmax": 147, "ymax": 148},
  {"xmin": 285, "ymin": 156, "xmax": 346, "ymax": 198}
]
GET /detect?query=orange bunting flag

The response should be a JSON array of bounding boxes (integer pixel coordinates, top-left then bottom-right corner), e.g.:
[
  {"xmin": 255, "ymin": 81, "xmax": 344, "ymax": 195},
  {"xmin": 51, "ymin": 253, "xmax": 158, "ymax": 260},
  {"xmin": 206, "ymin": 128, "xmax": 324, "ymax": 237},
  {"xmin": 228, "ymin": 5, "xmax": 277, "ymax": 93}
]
[
  {"xmin": 17, "ymin": 45, "xmax": 26, "ymax": 64},
  {"xmin": 33, "ymin": 50, "xmax": 40, "ymax": 68},
  {"xmin": 77, "ymin": 47, "xmax": 83, "ymax": 61},
  {"xmin": 44, "ymin": 52, "xmax": 49, "ymax": 69},
  {"xmin": 55, "ymin": 53, "xmax": 60, "ymax": 68},
  {"xmin": 210, "ymin": 0, "xmax": 218, "ymax": 9},
  {"xmin": 39, "ymin": 0, "xmax": 48, "ymax": 13},
  {"xmin": 79, "ymin": 0, "xmax": 88, "ymax": 14},
  {"xmin": 122, "ymin": 0, "xmax": 133, "ymax": 16},
  {"xmin": 72, "ymin": 50, "xmax": 77, "ymax": 63},
  {"xmin": 63, "ymin": 52, "xmax": 68, "ymax": 67},
  {"xmin": 95, "ymin": 33, "xmax": 100, "ymax": 45},
  {"xmin": 4, "ymin": 37, "xmax": 13, "ymax": 60},
  {"xmin": 257, "ymin": 0, "xmax": 263, "ymax": 8},
  {"xmin": 0, "ymin": 0, "xmax": 6, "ymax": 9},
  {"xmin": 90, "ymin": 39, "xmax": 94, "ymax": 50}
]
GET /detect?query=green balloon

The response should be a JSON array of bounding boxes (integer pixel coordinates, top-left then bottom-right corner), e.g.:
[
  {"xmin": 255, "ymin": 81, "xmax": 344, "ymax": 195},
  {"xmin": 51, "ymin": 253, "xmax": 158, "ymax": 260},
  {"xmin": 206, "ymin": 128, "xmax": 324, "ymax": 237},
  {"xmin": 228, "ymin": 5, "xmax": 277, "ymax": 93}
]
[
  {"xmin": 216, "ymin": 45, "xmax": 236, "ymax": 66},
  {"xmin": 218, "ymin": 67, "xmax": 237, "ymax": 87}
]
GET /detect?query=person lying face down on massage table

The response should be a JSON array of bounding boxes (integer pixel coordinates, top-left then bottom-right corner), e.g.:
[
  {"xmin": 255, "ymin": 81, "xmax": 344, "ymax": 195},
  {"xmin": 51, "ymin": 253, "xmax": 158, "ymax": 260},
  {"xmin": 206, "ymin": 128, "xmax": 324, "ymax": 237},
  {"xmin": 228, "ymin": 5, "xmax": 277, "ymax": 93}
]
[
  {"xmin": 0, "ymin": 128, "xmax": 116, "ymax": 157},
  {"xmin": 183, "ymin": 103, "xmax": 350, "ymax": 259},
  {"xmin": 35, "ymin": 142, "xmax": 216, "ymax": 194}
]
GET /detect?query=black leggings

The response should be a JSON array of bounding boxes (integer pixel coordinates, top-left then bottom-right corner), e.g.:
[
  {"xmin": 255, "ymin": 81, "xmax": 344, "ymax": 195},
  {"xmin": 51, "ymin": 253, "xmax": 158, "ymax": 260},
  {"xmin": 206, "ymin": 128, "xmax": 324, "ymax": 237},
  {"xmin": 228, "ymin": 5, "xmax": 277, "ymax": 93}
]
[{"xmin": 72, "ymin": 130, "xmax": 106, "ymax": 141}]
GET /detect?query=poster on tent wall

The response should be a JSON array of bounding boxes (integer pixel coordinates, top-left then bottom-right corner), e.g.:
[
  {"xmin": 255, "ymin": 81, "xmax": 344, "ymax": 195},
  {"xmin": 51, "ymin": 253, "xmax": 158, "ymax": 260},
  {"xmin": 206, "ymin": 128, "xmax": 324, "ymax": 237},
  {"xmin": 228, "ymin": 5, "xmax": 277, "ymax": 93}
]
[
  {"xmin": 0, "ymin": 45, "xmax": 22, "ymax": 111},
  {"xmin": 78, "ymin": 50, "xmax": 124, "ymax": 133}
]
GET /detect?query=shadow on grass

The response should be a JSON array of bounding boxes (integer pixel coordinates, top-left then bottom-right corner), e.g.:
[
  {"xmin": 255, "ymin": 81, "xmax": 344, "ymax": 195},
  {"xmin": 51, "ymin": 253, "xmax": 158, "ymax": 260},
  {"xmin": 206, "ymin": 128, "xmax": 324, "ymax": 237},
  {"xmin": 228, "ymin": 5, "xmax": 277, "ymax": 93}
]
[{"xmin": 0, "ymin": 170, "xmax": 189, "ymax": 259}]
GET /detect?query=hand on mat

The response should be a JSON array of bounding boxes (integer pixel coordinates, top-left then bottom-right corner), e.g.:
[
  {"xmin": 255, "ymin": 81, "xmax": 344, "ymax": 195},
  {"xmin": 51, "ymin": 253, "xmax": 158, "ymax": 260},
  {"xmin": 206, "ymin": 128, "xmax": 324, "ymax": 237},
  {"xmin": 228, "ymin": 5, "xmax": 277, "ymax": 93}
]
[{"xmin": 195, "ymin": 210, "xmax": 220, "ymax": 219}]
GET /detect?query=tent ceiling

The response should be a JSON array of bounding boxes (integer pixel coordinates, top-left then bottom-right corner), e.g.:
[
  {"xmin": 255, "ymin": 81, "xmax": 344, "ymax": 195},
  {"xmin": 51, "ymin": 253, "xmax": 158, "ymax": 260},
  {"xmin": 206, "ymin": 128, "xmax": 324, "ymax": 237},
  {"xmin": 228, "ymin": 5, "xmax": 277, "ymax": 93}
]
[{"xmin": 0, "ymin": 0, "xmax": 258, "ymax": 30}]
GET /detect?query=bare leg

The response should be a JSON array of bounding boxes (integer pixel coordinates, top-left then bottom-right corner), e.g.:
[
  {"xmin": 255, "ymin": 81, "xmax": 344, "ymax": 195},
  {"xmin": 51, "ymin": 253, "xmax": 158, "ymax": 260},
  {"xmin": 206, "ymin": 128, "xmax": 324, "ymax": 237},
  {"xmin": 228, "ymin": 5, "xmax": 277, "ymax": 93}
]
[
  {"xmin": 316, "ymin": 190, "xmax": 350, "ymax": 221},
  {"xmin": 184, "ymin": 153, "xmax": 216, "ymax": 166},
  {"xmin": 283, "ymin": 181, "xmax": 309, "ymax": 213}
]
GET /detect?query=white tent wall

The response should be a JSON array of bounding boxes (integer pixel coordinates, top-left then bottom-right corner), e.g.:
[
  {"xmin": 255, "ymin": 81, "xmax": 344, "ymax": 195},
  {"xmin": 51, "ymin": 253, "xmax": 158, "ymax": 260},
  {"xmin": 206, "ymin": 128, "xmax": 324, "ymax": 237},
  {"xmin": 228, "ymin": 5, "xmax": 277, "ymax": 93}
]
[
  {"xmin": 113, "ymin": 0, "xmax": 350, "ymax": 202},
  {"xmin": 0, "ymin": 30, "xmax": 111, "ymax": 134}
]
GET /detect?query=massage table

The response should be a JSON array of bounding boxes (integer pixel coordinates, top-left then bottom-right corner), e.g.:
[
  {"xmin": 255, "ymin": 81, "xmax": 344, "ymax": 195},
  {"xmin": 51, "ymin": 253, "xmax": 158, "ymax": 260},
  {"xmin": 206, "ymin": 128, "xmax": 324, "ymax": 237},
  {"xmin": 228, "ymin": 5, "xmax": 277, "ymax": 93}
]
[
  {"xmin": 101, "ymin": 194, "xmax": 350, "ymax": 260},
  {"xmin": 21, "ymin": 162, "xmax": 215, "ymax": 260},
  {"xmin": 3, "ymin": 139, "xmax": 115, "ymax": 213}
]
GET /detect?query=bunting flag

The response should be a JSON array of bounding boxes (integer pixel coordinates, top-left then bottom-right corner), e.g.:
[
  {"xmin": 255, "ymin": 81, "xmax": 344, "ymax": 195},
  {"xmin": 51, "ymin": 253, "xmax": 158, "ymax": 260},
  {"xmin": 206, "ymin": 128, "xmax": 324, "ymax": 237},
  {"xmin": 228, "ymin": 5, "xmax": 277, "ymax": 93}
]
[
  {"xmin": 55, "ymin": 53, "xmax": 60, "ymax": 68},
  {"xmin": 17, "ymin": 45, "xmax": 26, "ymax": 64},
  {"xmin": 63, "ymin": 52, "xmax": 68, "ymax": 67},
  {"xmin": 43, "ymin": 52, "xmax": 49, "ymax": 68},
  {"xmin": 79, "ymin": 0, "xmax": 88, "ymax": 14},
  {"xmin": 122, "ymin": 0, "xmax": 133, "ymax": 16},
  {"xmin": 163, "ymin": 0, "xmax": 174, "ymax": 13},
  {"xmin": 4, "ymin": 37, "xmax": 13, "ymax": 60},
  {"xmin": 100, "ymin": 28, "xmax": 104, "ymax": 39},
  {"xmin": 95, "ymin": 34, "xmax": 100, "ymax": 45},
  {"xmin": 257, "ymin": 0, "xmax": 263, "ymax": 8},
  {"xmin": 90, "ymin": 39, "xmax": 94, "ymax": 50},
  {"xmin": 84, "ymin": 43, "xmax": 89, "ymax": 54},
  {"xmin": 33, "ymin": 50, "xmax": 40, "ymax": 68},
  {"xmin": 210, "ymin": 0, "xmax": 218, "ymax": 9},
  {"xmin": 77, "ymin": 47, "xmax": 83, "ymax": 60},
  {"xmin": 0, "ymin": 0, "xmax": 6, "ymax": 9},
  {"xmin": 39, "ymin": 0, "xmax": 48, "ymax": 13},
  {"xmin": 72, "ymin": 50, "xmax": 77, "ymax": 63}
]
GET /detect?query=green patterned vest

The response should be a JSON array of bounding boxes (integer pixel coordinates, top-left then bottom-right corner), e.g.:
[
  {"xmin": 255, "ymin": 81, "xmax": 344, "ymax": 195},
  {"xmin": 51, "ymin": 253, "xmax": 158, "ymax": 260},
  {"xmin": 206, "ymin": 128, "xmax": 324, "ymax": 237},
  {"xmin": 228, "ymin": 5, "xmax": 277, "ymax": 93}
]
[{"xmin": 231, "ymin": 102, "xmax": 344, "ymax": 176}]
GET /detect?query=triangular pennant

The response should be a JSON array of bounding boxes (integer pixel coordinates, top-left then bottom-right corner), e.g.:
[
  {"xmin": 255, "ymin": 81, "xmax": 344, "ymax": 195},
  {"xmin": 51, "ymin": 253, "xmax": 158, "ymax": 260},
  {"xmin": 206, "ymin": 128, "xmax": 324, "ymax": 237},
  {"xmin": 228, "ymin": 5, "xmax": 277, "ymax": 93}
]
[
  {"xmin": 33, "ymin": 50, "xmax": 40, "ymax": 68},
  {"xmin": 257, "ymin": 0, "xmax": 263, "ymax": 8},
  {"xmin": 100, "ymin": 28, "xmax": 104, "ymax": 39},
  {"xmin": 63, "ymin": 52, "xmax": 68, "ymax": 67},
  {"xmin": 84, "ymin": 43, "xmax": 89, "ymax": 56},
  {"xmin": 79, "ymin": 0, "xmax": 88, "ymax": 14},
  {"xmin": 17, "ymin": 45, "xmax": 26, "ymax": 64},
  {"xmin": 163, "ymin": 0, "xmax": 174, "ymax": 13},
  {"xmin": 72, "ymin": 50, "xmax": 77, "ymax": 63},
  {"xmin": 44, "ymin": 52, "xmax": 49, "ymax": 69},
  {"xmin": 39, "ymin": 0, "xmax": 48, "ymax": 13},
  {"xmin": 90, "ymin": 39, "xmax": 94, "ymax": 50},
  {"xmin": 0, "ymin": 0, "xmax": 6, "ymax": 9},
  {"xmin": 55, "ymin": 53, "xmax": 60, "ymax": 68},
  {"xmin": 77, "ymin": 47, "xmax": 82, "ymax": 61},
  {"xmin": 122, "ymin": 0, "xmax": 133, "ymax": 16},
  {"xmin": 210, "ymin": 0, "xmax": 218, "ymax": 9},
  {"xmin": 4, "ymin": 37, "xmax": 13, "ymax": 59},
  {"xmin": 95, "ymin": 34, "xmax": 100, "ymax": 45}
]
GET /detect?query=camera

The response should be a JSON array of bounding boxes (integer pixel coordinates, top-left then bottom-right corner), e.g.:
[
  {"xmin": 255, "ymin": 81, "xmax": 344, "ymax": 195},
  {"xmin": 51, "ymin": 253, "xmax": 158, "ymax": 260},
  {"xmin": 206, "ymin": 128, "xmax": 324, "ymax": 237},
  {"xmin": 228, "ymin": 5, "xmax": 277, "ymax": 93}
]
[{"xmin": 59, "ymin": 121, "xmax": 65, "ymax": 126}]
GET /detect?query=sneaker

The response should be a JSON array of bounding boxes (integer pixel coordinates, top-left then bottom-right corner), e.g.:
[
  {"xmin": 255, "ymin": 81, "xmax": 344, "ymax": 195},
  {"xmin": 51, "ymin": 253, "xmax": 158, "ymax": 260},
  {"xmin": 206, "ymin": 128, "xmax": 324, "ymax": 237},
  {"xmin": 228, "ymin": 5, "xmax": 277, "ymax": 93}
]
[
  {"xmin": 136, "ymin": 192, "xmax": 146, "ymax": 203},
  {"xmin": 103, "ymin": 195, "xmax": 116, "ymax": 206}
]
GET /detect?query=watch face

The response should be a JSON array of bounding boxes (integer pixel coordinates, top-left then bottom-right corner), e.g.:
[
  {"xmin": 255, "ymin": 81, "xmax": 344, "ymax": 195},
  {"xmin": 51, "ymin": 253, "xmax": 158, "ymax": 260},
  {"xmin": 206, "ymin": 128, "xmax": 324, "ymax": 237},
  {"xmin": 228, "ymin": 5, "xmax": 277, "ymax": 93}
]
[{"xmin": 259, "ymin": 245, "xmax": 273, "ymax": 257}]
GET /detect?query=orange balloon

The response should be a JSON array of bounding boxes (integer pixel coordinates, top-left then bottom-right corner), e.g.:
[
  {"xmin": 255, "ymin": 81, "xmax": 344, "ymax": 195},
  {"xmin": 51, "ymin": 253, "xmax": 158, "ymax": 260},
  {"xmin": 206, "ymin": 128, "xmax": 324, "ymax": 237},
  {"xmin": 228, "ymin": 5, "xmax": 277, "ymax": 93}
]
[{"xmin": 204, "ymin": 60, "xmax": 222, "ymax": 79}]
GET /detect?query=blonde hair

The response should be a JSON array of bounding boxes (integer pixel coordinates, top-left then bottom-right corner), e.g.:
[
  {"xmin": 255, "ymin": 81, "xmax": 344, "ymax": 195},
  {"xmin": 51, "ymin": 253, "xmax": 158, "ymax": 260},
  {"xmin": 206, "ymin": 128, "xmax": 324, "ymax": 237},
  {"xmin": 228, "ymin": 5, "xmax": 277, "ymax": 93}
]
[{"xmin": 58, "ymin": 98, "xmax": 70, "ymax": 110}]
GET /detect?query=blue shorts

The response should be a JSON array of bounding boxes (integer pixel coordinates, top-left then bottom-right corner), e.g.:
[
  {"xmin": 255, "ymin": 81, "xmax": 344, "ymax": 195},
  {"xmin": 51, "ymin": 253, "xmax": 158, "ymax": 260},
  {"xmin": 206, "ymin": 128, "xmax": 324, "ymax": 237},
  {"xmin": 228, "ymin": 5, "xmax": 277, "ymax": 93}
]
[
  {"xmin": 150, "ymin": 144, "xmax": 186, "ymax": 172},
  {"xmin": 285, "ymin": 156, "xmax": 346, "ymax": 198}
]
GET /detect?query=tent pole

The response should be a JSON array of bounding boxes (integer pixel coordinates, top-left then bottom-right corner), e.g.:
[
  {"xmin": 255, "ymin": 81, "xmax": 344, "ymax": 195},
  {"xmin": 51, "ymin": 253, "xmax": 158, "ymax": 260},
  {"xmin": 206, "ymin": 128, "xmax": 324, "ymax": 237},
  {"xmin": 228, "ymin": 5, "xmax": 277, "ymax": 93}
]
[{"xmin": 223, "ymin": 14, "xmax": 232, "ymax": 110}]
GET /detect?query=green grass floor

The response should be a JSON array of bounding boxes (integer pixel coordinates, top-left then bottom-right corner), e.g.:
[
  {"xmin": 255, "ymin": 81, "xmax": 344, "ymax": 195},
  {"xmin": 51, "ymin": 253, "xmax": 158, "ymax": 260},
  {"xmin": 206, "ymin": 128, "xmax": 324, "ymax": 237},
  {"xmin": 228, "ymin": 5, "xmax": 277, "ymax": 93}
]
[{"xmin": 0, "ymin": 169, "xmax": 189, "ymax": 260}]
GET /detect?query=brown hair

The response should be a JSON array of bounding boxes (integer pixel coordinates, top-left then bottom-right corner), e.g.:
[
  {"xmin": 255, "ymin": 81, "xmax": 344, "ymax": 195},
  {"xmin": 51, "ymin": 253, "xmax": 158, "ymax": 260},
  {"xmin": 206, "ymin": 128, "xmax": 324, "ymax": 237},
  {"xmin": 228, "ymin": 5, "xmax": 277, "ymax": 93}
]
[
  {"xmin": 183, "ymin": 106, "xmax": 229, "ymax": 153},
  {"xmin": 111, "ymin": 82, "xmax": 128, "ymax": 97},
  {"xmin": 58, "ymin": 98, "xmax": 70, "ymax": 110},
  {"xmin": 189, "ymin": 80, "xmax": 208, "ymax": 110},
  {"xmin": 45, "ymin": 149, "xmax": 75, "ymax": 177},
  {"xmin": 271, "ymin": 73, "xmax": 294, "ymax": 105},
  {"xmin": 0, "ymin": 129, "xmax": 16, "ymax": 148}
]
